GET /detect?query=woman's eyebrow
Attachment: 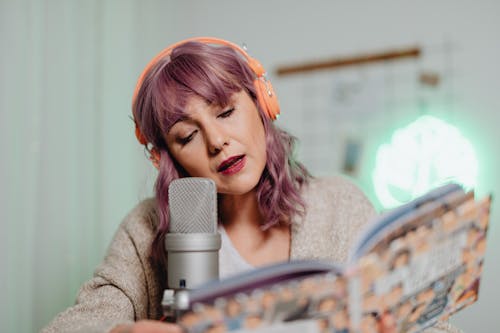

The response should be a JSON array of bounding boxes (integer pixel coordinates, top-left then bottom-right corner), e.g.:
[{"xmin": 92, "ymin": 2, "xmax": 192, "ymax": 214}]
[
  {"xmin": 171, "ymin": 114, "xmax": 192, "ymax": 127},
  {"xmin": 167, "ymin": 116, "xmax": 191, "ymax": 135}
]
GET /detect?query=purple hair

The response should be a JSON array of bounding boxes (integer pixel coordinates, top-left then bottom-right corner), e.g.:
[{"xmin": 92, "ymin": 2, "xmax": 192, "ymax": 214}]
[{"xmin": 132, "ymin": 41, "xmax": 311, "ymax": 265}]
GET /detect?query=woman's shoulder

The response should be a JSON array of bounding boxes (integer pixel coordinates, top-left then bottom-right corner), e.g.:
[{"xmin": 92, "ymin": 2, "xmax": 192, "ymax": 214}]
[
  {"xmin": 126, "ymin": 197, "xmax": 157, "ymax": 215},
  {"xmin": 302, "ymin": 175, "xmax": 374, "ymax": 207},
  {"xmin": 291, "ymin": 175, "xmax": 377, "ymax": 261},
  {"xmin": 299, "ymin": 175, "xmax": 376, "ymax": 219},
  {"xmin": 114, "ymin": 197, "xmax": 159, "ymax": 247}
]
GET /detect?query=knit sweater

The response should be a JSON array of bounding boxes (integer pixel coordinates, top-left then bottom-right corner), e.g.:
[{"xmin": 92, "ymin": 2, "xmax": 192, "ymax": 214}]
[{"xmin": 42, "ymin": 176, "xmax": 461, "ymax": 333}]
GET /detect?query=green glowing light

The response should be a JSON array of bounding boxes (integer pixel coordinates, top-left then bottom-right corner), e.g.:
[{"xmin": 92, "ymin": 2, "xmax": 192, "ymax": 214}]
[{"xmin": 373, "ymin": 115, "xmax": 478, "ymax": 208}]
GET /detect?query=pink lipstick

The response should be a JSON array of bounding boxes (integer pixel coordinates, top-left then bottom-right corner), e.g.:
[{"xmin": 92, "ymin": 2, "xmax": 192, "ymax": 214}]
[{"xmin": 217, "ymin": 155, "xmax": 246, "ymax": 175}]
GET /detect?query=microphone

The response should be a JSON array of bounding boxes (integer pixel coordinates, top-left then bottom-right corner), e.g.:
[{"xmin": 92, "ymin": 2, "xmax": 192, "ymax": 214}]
[{"xmin": 165, "ymin": 177, "xmax": 221, "ymax": 290}]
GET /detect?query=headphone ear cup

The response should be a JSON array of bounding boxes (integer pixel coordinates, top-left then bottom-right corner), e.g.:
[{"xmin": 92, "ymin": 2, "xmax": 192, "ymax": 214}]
[
  {"xmin": 254, "ymin": 77, "xmax": 280, "ymax": 120},
  {"xmin": 135, "ymin": 124, "xmax": 148, "ymax": 145}
]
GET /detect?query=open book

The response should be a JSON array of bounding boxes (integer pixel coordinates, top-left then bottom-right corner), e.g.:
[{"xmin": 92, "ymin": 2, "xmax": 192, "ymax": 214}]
[{"xmin": 164, "ymin": 183, "xmax": 492, "ymax": 333}]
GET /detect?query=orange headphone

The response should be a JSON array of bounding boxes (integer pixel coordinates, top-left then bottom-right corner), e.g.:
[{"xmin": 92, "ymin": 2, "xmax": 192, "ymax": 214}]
[{"xmin": 133, "ymin": 37, "xmax": 280, "ymax": 169}]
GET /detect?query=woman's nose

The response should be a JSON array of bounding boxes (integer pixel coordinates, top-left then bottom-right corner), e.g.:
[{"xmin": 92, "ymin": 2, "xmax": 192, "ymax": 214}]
[{"xmin": 206, "ymin": 125, "xmax": 229, "ymax": 155}]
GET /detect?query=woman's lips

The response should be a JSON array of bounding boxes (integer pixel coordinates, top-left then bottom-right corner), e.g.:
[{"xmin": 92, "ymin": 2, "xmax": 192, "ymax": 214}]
[{"xmin": 217, "ymin": 155, "xmax": 246, "ymax": 175}]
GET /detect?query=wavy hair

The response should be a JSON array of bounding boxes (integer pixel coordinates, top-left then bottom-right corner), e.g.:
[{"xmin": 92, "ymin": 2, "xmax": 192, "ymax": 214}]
[{"xmin": 132, "ymin": 41, "xmax": 311, "ymax": 265}]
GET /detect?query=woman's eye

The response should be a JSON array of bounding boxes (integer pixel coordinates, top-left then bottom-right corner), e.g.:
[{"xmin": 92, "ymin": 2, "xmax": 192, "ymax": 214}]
[
  {"xmin": 218, "ymin": 108, "xmax": 235, "ymax": 118},
  {"xmin": 178, "ymin": 131, "xmax": 197, "ymax": 145}
]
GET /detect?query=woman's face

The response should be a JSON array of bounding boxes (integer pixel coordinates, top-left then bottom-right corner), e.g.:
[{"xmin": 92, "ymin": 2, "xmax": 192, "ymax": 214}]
[{"xmin": 166, "ymin": 90, "xmax": 267, "ymax": 196}]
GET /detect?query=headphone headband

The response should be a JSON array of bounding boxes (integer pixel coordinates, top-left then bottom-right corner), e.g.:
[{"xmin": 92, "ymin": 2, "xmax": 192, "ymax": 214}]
[{"xmin": 133, "ymin": 37, "xmax": 265, "ymax": 106}]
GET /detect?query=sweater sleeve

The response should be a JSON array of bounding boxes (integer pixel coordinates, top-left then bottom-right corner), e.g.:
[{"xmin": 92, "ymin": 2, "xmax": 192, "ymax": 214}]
[{"xmin": 41, "ymin": 200, "xmax": 159, "ymax": 333}]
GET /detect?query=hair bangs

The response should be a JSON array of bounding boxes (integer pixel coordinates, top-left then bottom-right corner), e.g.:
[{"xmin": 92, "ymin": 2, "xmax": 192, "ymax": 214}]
[
  {"xmin": 150, "ymin": 48, "xmax": 249, "ymax": 136},
  {"xmin": 150, "ymin": 71, "xmax": 188, "ymax": 136},
  {"xmin": 170, "ymin": 52, "xmax": 244, "ymax": 106}
]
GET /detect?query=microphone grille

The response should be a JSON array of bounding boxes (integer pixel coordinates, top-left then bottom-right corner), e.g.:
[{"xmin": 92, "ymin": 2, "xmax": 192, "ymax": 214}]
[{"xmin": 168, "ymin": 177, "xmax": 217, "ymax": 233}]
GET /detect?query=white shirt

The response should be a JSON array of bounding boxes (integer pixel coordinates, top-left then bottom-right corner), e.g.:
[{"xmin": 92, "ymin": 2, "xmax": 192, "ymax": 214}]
[{"xmin": 218, "ymin": 225, "xmax": 254, "ymax": 279}]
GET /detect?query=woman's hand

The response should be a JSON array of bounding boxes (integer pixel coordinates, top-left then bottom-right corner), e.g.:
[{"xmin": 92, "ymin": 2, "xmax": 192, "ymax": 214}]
[{"xmin": 111, "ymin": 320, "xmax": 183, "ymax": 333}]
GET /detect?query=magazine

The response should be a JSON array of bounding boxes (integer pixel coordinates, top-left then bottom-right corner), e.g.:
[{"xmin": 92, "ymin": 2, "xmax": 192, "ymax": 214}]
[{"xmin": 163, "ymin": 183, "xmax": 492, "ymax": 333}]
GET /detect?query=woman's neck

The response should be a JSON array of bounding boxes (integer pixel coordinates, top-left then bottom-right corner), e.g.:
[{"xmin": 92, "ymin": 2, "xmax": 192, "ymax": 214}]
[
  {"xmin": 218, "ymin": 191, "xmax": 263, "ymax": 229},
  {"xmin": 218, "ymin": 191, "xmax": 291, "ymax": 266}
]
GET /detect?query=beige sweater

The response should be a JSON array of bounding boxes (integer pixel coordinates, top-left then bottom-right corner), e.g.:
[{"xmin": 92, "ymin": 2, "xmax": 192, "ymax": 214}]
[{"xmin": 42, "ymin": 176, "xmax": 461, "ymax": 333}]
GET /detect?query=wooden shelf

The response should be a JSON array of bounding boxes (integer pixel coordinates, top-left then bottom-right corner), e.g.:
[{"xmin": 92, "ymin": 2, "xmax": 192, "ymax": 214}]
[{"xmin": 275, "ymin": 46, "xmax": 421, "ymax": 76}]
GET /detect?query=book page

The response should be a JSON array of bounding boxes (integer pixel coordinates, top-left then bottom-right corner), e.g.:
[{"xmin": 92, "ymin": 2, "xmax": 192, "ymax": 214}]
[
  {"xmin": 176, "ymin": 272, "xmax": 353, "ymax": 333},
  {"xmin": 350, "ymin": 183, "xmax": 465, "ymax": 260},
  {"xmin": 353, "ymin": 194, "xmax": 491, "ymax": 333}
]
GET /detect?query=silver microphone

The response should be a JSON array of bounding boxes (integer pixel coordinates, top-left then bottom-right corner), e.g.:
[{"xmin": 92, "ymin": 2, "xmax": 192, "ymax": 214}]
[{"xmin": 165, "ymin": 177, "xmax": 221, "ymax": 290}]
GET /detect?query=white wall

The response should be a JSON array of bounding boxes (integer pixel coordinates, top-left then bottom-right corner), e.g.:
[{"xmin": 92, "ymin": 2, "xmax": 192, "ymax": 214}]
[{"xmin": 1, "ymin": 0, "xmax": 498, "ymax": 332}]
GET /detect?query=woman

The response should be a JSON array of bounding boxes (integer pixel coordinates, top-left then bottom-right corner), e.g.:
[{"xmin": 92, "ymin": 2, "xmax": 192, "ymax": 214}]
[{"xmin": 43, "ymin": 38, "xmax": 460, "ymax": 333}]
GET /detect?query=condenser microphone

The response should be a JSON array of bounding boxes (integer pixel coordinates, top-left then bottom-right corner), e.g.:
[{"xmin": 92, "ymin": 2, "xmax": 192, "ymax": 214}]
[{"xmin": 165, "ymin": 177, "xmax": 221, "ymax": 290}]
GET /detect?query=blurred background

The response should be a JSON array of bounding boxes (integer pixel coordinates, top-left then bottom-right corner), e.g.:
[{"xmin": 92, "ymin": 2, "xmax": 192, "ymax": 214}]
[{"xmin": 1, "ymin": 0, "xmax": 499, "ymax": 332}]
